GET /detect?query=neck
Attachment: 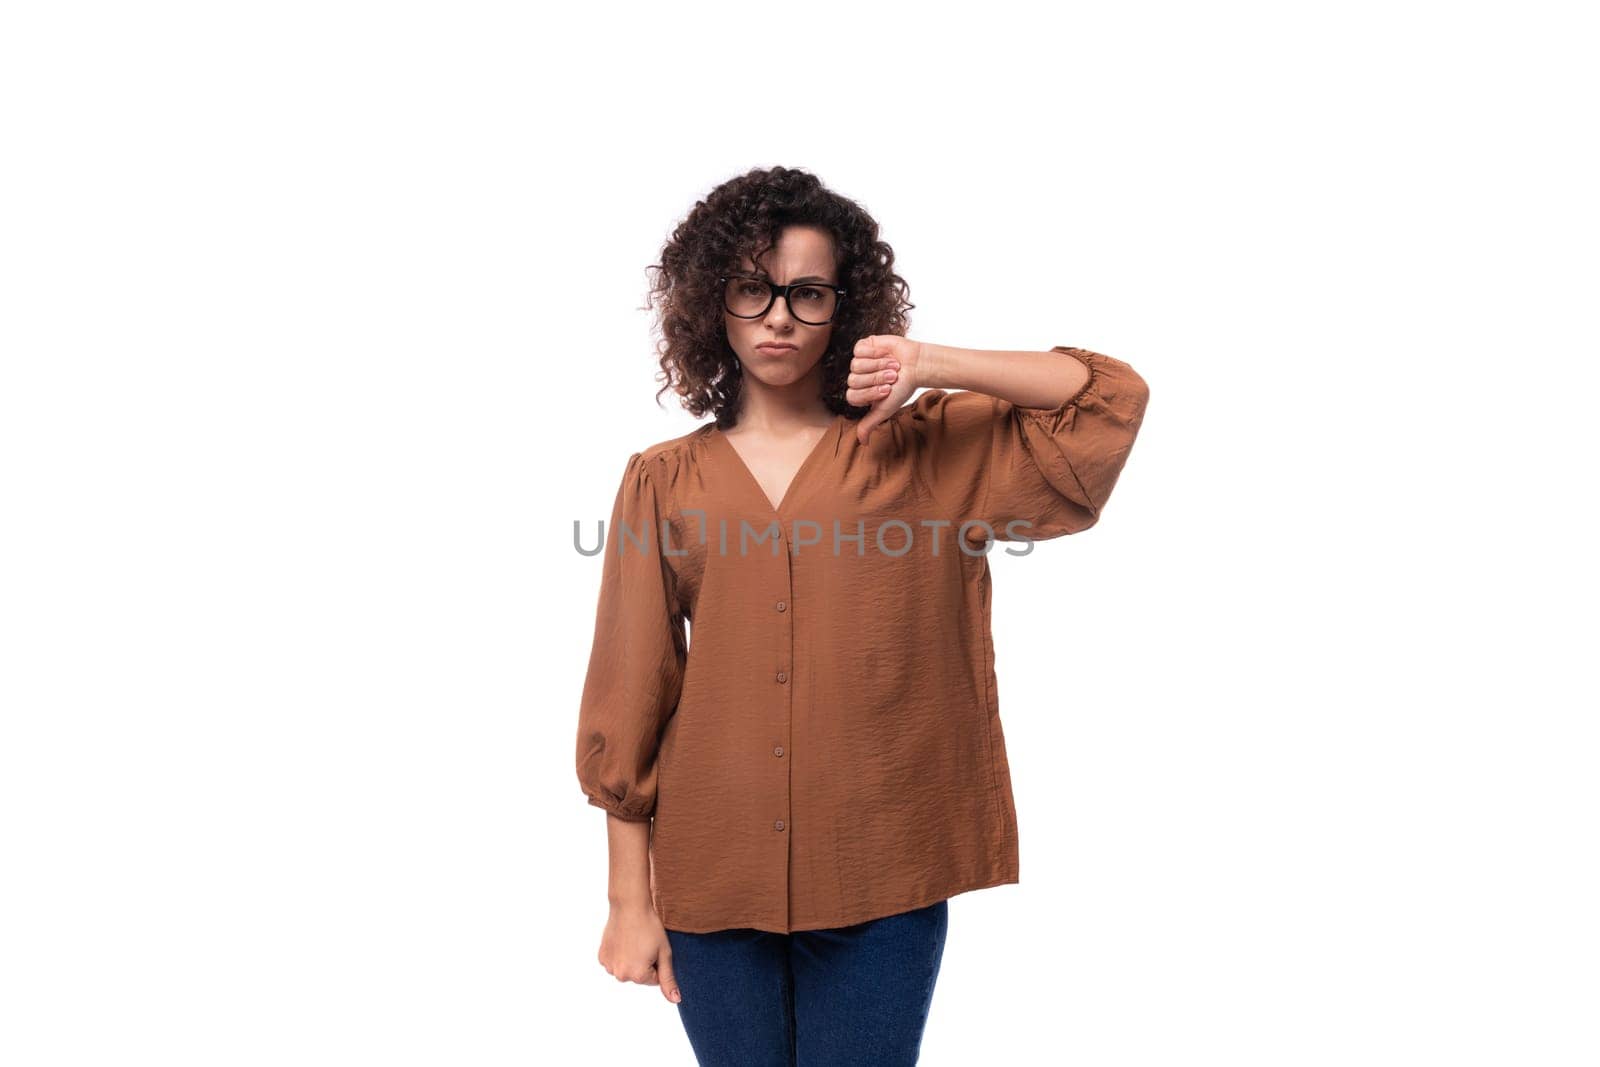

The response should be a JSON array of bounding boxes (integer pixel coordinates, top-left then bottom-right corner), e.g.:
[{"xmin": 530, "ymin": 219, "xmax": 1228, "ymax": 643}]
[{"xmin": 732, "ymin": 371, "xmax": 833, "ymax": 431}]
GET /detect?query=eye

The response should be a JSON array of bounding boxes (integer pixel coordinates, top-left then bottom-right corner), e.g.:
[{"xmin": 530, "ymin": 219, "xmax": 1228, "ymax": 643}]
[{"xmin": 794, "ymin": 286, "xmax": 824, "ymax": 302}]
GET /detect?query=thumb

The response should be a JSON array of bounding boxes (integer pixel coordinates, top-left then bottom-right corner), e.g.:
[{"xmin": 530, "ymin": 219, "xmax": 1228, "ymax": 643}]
[
  {"xmin": 657, "ymin": 947, "xmax": 682, "ymax": 1004},
  {"xmin": 855, "ymin": 408, "xmax": 889, "ymax": 445}
]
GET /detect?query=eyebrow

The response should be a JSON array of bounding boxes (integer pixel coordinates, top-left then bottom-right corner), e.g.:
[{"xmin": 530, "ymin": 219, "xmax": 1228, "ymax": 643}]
[{"xmin": 740, "ymin": 271, "xmax": 833, "ymax": 285}]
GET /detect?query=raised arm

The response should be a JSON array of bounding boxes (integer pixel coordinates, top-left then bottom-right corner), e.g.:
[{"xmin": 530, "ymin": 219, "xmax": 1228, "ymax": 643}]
[{"xmin": 850, "ymin": 338, "xmax": 1151, "ymax": 541}]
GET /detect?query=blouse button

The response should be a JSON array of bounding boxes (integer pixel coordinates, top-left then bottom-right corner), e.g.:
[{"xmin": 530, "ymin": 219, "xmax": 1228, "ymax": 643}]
[
  {"xmin": 776, "ymin": 671, "xmax": 787, "ymax": 683},
  {"xmin": 776, "ymin": 600, "xmax": 787, "ymax": 612},
  {"xmin": 774, "ymin": 819, "xmax": 785, "ymax": 831},
  {"xmin": 773, "ymin": 745, "xmax": 784, "ymax": 757}
]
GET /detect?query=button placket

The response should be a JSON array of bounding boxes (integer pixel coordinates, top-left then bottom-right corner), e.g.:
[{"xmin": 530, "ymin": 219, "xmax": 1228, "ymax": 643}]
[{"xmin": 773, "ymin": 528, "xmax": 795, "ymax": 915}]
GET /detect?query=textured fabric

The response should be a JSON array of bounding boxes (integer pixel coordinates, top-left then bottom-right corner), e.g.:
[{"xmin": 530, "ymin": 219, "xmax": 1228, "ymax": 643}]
[{"xmin": 575, "ymin": 345, "xmax": 1150, "ymax": 933}]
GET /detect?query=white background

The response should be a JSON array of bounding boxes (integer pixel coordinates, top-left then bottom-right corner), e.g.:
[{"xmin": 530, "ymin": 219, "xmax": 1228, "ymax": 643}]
[{"xmin": 3, "ymin": 2, "xmax": 1596, "ymax": 1064}]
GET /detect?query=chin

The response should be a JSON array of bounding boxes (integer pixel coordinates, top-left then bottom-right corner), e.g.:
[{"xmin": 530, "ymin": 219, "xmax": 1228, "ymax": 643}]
[
  {"xmin": 750, "ymin": 368, "xmax": 809, "ymax": 388},
  {"xmin": 741, "ymin": 352, "xmax": 823, "ymax": 382}
]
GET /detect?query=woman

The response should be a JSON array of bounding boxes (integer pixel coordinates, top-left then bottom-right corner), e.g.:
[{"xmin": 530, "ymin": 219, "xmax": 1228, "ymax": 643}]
[{"xmin": 575, "ymin": 165, "xmax": 1150, "ymax": 1065}]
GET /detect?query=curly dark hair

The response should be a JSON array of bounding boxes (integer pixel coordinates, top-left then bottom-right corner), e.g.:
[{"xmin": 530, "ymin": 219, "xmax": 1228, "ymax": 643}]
[{"xmin": 644, "ymin": 166, "xmax": 914, "ymax": 428}]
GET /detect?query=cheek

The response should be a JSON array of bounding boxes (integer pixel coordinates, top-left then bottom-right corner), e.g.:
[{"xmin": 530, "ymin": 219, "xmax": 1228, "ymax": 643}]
[{"xmin": 802, "ymin": 335, "xmax": 832, "ymax": 373}]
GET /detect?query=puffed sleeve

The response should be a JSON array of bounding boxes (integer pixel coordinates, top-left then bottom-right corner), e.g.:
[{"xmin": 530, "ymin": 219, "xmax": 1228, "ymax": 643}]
[
  {"xmin": 574, "ymin": 451, "xmax": 687, "ymax": 822},
  {"xmin": 908, "ymin": 346, "xmax": 1150, "ymax": 541}
]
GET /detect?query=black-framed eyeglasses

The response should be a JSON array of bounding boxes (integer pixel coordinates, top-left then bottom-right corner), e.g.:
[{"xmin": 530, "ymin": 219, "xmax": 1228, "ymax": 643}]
[{"xmin": 719, "ymin": 274, "xmax": 847, "ymax": 326}]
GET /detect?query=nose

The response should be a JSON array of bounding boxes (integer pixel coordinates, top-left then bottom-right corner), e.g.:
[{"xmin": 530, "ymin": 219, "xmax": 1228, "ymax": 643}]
[{"xmin": 763, "ymin": 289, "xmax": 794, "ymax": 326}]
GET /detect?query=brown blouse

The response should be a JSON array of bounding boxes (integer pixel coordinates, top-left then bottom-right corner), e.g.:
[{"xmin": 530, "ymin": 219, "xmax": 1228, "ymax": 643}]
[{"xmin": 575, "ymin": 345, "xmax": 1150, "ymax": 934}]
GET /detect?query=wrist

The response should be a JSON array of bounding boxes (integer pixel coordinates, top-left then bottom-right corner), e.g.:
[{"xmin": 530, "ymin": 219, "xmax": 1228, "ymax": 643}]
[{"xmin": 917, "ymin": 342, "xmax": 967, "ymax": 390}]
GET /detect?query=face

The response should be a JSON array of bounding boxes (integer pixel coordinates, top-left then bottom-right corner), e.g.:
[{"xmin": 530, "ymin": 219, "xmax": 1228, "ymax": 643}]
[{"xmin": 722, "ymin": 225, "xmax": 839, "ymax": 394}]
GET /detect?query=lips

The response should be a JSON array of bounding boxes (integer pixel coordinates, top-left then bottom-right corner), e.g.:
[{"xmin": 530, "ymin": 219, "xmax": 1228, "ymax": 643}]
[{"xmin": 757, "ymin": 343, "xmax": 797, "ymax": 352}]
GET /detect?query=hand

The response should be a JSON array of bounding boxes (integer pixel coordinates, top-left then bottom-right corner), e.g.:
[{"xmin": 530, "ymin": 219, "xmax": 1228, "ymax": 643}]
[
  {"xmin": 847, "ymin": 334, "xmax": 925, "ymax": 444},
  {"xmin": 597, "ymin": 899, "xmax": 682, "ymax": 1004}
]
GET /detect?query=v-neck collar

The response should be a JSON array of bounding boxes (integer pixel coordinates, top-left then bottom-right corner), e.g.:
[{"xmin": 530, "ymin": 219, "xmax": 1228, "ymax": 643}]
[{"xmin": 710, "ymin": 412, "xmax": 843, "ymax": 518}]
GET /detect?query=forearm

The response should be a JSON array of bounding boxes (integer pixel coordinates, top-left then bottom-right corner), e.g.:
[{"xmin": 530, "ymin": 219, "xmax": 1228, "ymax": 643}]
[
  {"xmin": 604, "ymin": 812, "xmax": 654, "ymax": 908},
  {"xmin": 918, "ymin": 343, "xmax": 1090, "ymax": 409}
]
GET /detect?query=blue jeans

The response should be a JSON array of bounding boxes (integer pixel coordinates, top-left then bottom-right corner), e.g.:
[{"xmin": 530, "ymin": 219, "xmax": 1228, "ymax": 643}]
[{"xmin": 664, "ymin": 899, "xmax": 949, "ymax": 1066}]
